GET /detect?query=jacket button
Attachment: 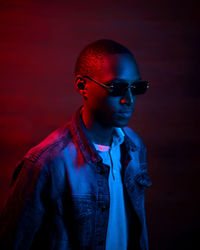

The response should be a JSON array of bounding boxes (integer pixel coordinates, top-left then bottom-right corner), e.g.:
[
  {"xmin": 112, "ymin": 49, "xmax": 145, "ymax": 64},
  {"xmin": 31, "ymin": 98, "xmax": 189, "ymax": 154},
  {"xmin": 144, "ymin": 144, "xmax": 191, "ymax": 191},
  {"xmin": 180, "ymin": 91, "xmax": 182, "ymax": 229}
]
[
  {"xmin": 98, "ymin": 240, "xmax": 104, "ymax": 245},
  {"xmin": 101, "ymin": 205, "xmax": 107, "ymax": 212},
  {"xmin": 99, "ymin": 169, "xmax": 104, "ymax": 175}
]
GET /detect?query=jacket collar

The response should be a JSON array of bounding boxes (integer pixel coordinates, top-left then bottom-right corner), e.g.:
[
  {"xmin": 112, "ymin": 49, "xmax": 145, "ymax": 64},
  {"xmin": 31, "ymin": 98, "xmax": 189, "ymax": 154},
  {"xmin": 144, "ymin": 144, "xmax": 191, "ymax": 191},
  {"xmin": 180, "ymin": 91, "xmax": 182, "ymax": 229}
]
[{"xmin": 69, "ymin": 106, "xmax": 138, "ymax": 165}]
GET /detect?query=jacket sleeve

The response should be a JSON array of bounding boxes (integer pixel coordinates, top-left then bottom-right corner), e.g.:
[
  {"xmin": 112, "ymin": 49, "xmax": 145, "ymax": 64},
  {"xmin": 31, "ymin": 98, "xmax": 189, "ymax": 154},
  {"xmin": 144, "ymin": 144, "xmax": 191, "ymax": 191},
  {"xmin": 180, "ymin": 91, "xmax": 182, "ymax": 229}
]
[{"xmin": 0, "ymin": 157, "xmax": 50, "ymax": 249}]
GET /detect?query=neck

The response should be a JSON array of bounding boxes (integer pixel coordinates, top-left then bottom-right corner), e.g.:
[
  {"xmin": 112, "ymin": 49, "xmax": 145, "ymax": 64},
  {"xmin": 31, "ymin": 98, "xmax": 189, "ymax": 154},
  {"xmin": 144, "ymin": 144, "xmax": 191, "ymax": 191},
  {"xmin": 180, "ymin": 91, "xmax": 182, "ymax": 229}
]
[{"xmin": 81, "ymin": 108, "xmax": 114, "ymax": 146}]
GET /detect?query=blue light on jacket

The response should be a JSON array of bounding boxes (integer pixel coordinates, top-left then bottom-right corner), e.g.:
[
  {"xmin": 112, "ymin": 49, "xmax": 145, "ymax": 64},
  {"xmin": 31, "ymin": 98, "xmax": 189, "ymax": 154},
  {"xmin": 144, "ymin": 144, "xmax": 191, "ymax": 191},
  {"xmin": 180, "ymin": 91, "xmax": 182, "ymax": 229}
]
[{"xmin": 0, "ymin": 106, "xmax": 152, "ymax": 250}]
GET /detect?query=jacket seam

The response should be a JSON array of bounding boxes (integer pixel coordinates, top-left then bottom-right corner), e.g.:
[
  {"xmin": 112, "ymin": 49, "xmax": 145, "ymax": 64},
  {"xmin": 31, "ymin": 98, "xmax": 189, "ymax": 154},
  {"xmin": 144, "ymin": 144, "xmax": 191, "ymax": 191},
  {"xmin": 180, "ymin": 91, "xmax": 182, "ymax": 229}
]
[{"xmin": 25, "ymin": 131, "xmax": 71, "ymax": 166}]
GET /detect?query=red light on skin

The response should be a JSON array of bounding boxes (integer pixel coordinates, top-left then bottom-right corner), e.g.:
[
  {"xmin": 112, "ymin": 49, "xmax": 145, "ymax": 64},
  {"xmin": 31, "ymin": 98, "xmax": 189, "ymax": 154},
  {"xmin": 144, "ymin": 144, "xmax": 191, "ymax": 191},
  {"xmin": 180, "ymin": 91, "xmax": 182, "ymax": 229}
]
[{"xmin": 120, "ymin": 99, "xmax": 126, "ymax": 104}]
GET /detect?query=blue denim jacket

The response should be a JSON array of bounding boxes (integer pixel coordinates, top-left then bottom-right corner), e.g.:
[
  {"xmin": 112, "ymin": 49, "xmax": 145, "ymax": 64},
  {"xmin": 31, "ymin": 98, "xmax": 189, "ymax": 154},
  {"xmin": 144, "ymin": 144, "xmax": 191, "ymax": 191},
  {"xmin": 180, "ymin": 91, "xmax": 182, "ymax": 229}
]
[{"xmin": 0, "ymin": 107, "xmax": 152, "ymax": 250}]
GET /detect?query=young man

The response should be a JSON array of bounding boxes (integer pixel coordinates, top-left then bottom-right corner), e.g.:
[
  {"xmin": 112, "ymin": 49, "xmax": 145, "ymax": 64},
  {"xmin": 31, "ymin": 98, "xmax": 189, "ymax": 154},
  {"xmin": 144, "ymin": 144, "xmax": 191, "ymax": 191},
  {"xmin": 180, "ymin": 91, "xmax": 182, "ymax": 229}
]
[{"xmin": 0, "ymin": 39, "xmax": 152, "ymax": 250}]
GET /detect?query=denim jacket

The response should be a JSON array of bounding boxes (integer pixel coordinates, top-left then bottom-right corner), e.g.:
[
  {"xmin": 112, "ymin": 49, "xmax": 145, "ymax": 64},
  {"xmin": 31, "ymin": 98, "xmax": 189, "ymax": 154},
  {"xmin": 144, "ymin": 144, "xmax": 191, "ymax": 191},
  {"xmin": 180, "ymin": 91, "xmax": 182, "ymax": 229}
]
[{"xmin": 0, "ymin": 107, "xmax": 152, "ymax": 250}]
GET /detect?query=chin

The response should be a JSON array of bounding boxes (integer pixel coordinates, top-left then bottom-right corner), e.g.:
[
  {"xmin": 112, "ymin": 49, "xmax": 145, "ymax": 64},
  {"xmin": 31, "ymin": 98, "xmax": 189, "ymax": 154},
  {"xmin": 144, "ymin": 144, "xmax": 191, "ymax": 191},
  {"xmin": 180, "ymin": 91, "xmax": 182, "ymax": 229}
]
[{"xmin": 111, "ymin": 117, "xmax": 130, "ymax": 128}]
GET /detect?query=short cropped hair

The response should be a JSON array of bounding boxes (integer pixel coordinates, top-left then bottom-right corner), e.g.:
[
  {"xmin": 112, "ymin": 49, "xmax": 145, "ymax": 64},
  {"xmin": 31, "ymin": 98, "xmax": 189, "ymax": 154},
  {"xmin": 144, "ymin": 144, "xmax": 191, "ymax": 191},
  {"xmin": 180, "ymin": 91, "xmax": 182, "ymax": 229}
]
[{"xmin": 75, "ymin": 39, "xmax": 134, "ymax": 77}]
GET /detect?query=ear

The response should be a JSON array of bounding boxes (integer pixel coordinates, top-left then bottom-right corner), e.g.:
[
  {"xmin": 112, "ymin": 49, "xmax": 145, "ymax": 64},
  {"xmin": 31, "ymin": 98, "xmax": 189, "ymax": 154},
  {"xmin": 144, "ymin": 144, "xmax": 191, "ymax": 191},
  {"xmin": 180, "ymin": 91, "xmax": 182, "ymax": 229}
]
[{"xmin": 75, "ymin": 75, "xmax": 88, "ymax": 100}]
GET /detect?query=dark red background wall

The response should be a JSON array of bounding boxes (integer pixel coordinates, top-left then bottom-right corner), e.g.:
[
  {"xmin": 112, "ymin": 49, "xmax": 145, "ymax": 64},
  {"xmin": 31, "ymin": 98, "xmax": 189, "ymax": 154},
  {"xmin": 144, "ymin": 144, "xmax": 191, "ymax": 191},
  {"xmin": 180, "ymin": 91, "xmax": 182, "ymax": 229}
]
[{"xmin": 0, "ymin": 0, "xmax": 199, "ymax": 249}]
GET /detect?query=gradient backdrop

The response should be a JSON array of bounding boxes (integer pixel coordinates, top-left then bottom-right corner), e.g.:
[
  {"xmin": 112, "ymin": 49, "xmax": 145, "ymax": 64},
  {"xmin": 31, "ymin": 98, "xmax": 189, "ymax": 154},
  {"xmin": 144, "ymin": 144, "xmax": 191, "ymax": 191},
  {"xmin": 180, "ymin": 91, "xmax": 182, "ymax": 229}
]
[{"xmin": 0, "ymin": 0, "xmax": 199, "ymax": 249}]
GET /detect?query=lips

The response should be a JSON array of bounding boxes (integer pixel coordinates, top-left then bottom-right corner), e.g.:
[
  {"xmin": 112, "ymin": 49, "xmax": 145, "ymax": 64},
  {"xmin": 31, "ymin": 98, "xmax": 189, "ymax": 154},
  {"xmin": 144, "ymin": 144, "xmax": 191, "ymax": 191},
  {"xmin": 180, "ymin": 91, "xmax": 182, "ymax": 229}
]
[
  {"xmin": 118, "ymin": 109, "xmax": 134, "ymax": 115},
  {"xmin": 117, "ymin": 110, "xmax": 133, "ymax": 118}
]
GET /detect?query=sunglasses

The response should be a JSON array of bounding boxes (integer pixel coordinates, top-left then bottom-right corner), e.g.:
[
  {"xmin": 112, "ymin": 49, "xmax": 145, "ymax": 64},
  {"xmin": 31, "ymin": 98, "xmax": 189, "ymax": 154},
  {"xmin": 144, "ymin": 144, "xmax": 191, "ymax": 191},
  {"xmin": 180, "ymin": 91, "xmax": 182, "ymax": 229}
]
[{"xmin": 83, "ymin": 75, "xmax": 149, "ymax": 96}]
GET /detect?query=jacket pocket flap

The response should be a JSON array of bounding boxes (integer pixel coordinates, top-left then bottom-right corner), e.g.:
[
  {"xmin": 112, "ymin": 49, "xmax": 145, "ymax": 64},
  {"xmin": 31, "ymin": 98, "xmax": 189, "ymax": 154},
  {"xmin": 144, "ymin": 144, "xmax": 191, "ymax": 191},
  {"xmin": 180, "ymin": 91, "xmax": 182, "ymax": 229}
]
[{"xmin": 135, "ymin": 172, "xmax": 152, "ymax": 187}]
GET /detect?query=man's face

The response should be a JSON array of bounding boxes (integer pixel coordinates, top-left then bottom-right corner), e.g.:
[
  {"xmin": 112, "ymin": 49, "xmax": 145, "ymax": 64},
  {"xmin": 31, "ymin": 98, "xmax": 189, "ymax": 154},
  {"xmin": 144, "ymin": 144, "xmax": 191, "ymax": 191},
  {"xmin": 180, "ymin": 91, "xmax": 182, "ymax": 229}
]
[{"xmin": 84, "ymin": 53, "xmax": 141, "ymax": 127}]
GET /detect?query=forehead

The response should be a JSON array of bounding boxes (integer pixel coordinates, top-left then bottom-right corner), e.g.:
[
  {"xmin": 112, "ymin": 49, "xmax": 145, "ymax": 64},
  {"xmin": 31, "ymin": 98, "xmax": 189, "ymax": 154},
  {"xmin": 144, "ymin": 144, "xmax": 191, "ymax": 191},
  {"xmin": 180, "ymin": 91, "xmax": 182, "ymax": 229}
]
[{"xmin": 94, "ymin": 53, "xmax": 140, "ymax": 82}]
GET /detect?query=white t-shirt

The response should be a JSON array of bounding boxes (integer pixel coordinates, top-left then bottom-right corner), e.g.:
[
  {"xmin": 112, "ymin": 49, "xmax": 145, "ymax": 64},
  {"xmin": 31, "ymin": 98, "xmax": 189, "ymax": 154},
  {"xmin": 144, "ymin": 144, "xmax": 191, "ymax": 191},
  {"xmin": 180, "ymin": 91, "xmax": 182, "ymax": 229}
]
[{"xmin": 93, "ymin": 128, "xmax": 128, "ymax": 250}]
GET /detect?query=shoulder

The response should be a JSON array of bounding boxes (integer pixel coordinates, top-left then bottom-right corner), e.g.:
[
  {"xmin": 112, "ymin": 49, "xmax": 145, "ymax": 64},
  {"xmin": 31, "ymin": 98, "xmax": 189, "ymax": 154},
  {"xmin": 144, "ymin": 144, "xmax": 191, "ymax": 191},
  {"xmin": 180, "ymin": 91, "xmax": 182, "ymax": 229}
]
[
  {"xmin": 11, "ymin": 122, "xmax": 73, "ymax": 191},
  {"xmin": 24, "ymin": 121, "xmax": 72, "ymax": 165},
  {"xmin": 122, "ymin": 126, "xmax": 146, "ymax": 149}
]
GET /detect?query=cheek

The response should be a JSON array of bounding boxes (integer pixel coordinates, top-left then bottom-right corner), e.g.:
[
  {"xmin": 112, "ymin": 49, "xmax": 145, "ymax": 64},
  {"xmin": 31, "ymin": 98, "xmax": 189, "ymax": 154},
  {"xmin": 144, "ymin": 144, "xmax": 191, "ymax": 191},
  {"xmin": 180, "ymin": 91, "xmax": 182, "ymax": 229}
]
[
  {"xmin": 87, "ymin": 87, "xmax": 108, "ymax": 109},
  {"xmin": 105, "ymin": 97, "xmax": 121, "ymax": 112},
  {"xmin": 132, "ymin": 95, "xmax": 137, "ymax": 106}
]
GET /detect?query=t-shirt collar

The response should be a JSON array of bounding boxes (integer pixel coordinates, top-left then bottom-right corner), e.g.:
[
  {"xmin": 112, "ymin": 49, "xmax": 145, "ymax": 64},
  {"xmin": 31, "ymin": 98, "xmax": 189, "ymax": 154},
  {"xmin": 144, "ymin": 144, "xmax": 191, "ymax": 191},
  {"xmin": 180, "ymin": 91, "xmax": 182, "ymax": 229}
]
[{"xmin": 94, "ymin": 127, "xmax": 125, "ymax": 152}]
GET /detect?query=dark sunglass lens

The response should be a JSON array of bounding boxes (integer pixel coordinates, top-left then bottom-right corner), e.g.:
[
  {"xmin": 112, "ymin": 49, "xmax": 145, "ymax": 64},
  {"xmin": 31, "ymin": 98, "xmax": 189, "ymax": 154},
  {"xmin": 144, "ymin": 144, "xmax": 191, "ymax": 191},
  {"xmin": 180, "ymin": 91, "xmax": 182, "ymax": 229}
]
[
  {"xmin": 131, "ymin": 81, "xmax": 149, "ymax": 95},
  {"xmin": 110, "ymin": 82, "xmax": 128, "ymax": 96},
  {"xmin": 109, "ymin": 81, "xmax": 149, "ymax": 96}
]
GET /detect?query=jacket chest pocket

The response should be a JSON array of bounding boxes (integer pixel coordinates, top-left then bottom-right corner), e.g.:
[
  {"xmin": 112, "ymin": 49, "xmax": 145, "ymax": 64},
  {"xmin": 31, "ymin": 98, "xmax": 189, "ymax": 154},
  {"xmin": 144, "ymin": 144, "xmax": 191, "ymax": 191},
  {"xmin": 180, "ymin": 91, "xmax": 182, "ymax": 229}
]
[
  {"xmin": 135, "ymin": 172, "xmax": 152, "ymax": 188},
  {"xmin": 56, "ymin": 194, "xmax": 96, "ymax": 245},
  {"xmin": 72, "ymin": 194, "xmax": 96, "ymax": 220},
  {"xmin": 56, "ymin": 194, "xmax": 96, "ymax": 220}
]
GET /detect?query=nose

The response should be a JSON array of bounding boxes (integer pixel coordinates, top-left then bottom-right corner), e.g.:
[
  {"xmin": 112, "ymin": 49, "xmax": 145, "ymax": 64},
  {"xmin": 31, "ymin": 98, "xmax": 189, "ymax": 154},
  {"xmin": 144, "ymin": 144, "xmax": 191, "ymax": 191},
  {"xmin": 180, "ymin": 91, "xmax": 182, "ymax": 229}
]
[{"xmin": 120, "ymin": 88, "xmax": 135, "ymax": 106}]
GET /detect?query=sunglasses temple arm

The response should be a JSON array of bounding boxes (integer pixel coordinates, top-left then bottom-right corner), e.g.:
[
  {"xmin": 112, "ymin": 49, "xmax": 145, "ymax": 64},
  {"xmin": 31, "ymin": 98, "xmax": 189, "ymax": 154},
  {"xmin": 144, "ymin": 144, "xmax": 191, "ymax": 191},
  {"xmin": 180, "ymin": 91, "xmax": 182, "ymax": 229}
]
[{"xmin": 84, "ymin": 76, "xmax": 113, "ymax": 92}]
